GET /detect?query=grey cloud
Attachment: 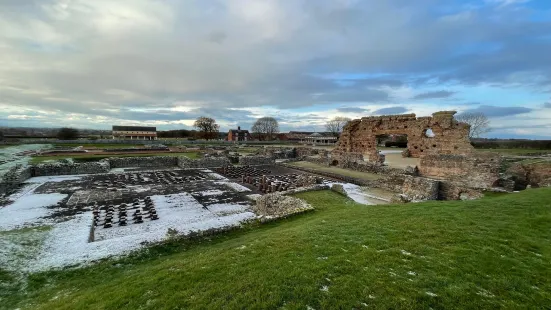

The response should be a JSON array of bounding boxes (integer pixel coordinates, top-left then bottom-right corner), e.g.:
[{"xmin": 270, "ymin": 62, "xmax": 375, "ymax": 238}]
[
  {"xmin": 461, "ymin": 105, "xmax": 533, "ymax": 117},
  {"xmin": 337, "ymin": 107, "xmax": 370, "ymax": 113},
  {"xmin": 412, "ymin": 90, "xmax": 456, "ymax": 100},
  {"xmin": 316, "ymin": 88, "xmax": 389, "ymax": 103},
  {"xmin": 373, "ymin": 106, "xmax": 409, "ymax": 115},
  {"xmin": 544, "ymin": 102, "xmax": 551, "ymax": 108},
  {"xmin": 0, "ymin": 0, "xmax": 549, "ymax": 131}
]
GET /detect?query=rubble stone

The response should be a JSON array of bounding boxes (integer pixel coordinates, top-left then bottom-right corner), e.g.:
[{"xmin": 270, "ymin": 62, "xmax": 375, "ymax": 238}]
[{"xmin": 253, "ymin": 193, "xmax": 314, "ymax": 219}]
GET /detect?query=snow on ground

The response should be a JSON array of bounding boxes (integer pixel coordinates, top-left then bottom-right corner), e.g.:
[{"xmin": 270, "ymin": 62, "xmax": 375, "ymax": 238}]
[
  {"xmin": 207, "ymin": 172, "xmax": 228, "ymax": 180},
  {"xmin": 0, "ymin": 193, "xmax": 67, "ymax": 231},
  {"xmin": 325, "ymin": 182, "xmax": 375, "ymax": 205},
  {"xmin": 196, "ymin": 189, "xmax": 225, "ymax": 196},
  {"xmin": 30, "ymin": 193, "xmax": 255, "ymax": 271},
  {"xmin": 340, "ymin": 183, "xmax": 374, "ymax": 205},
  {"xmin": 217, "ymin": 181, "xmax": 252, "ymax": 192},
  {"xmin": 26, "ymin": 175, "xmax": 85, "ymax": 183},
  {"xmin": 379, "ymin": 150, "xmax": 403, "ymax": 154}
]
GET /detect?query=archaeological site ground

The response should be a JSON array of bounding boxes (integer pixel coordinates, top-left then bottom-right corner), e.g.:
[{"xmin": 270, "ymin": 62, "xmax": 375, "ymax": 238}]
[{"xmin": 0, "ymin": 111, "xmax": 550, "ymax": 309}]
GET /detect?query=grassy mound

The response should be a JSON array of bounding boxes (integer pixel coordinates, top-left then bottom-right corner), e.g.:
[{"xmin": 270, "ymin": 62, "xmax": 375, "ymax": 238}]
[{"xmin": 2, "ymin": 188, "xmax": 550, "ymax": 309}]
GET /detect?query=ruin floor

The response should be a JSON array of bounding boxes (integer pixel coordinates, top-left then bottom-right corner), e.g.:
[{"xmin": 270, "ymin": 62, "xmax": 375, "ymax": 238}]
[
  {"xmin": 0, "ymin": 168, "xmax": 257, "ymax": 271},
  {"xmin": 0, "ymin": 165, "xmax": 392, "ymax": 272},
  {"xmin": 380, "ymin": 152, "xmax": 420, "ymax": 169}
]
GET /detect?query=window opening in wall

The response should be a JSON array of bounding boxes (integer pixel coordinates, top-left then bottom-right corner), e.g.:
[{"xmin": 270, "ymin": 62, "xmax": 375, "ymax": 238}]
[{"xmin": 424, "ymin": 128, "xmax": 435, "ymax": 138}]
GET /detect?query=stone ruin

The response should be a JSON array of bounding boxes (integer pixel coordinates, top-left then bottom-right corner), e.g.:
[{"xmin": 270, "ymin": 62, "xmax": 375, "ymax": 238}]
[
  {"xmin": 322, "ymin": 110, "xmax": 526, "ymax": 200},
  {"xmin": 333, "ymin": 111, "xmax": 473, "ymax": 162}
]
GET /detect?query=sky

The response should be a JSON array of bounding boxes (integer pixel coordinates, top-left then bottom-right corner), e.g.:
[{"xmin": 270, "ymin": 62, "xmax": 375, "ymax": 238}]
[{"xmin": 0, "ymin": 0, "xmax": 550, "ymax": 138}]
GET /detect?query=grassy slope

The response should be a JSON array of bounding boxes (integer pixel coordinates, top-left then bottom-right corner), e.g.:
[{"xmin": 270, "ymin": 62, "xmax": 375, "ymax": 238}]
[
  {"xmin": 30, "ymin": 152, "xmax": 200, "ymax": 164},
  {"xmin": 3, "ymin": 188, "xmax": 550, "ymax": 309},
  {"xmin": 477, "ymin": 148, "xmax": 551, "ymax": 155},
  {"xmin": 288, "ymin": 161, "xmax": 382, "ymax": 181},
  {"xmin": 52, "ymin": 144, "xmax": 144, "ymax": 149}
]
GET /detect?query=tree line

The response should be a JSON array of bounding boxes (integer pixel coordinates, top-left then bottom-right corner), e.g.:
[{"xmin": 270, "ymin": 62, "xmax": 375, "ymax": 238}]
[{"xmin": 18, "ymin": 112, "xmax": 547, "ymax": 148}]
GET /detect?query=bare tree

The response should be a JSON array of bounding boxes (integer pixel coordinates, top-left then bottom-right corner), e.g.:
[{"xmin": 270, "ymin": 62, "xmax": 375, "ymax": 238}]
[
  {"xmin": 325, "ymin": 117, "xmax": 351, "ymax": 137},
  {"xmin": 252, "ymin": 117, "xmax": 279, "ymax": 141},
  {"xmin": 455, "ymin": 112, "xmax": 490, "ymax": 138},
  {"xmin": 193, "ymin": 117, "xmax": 220, "ymax": 140}
]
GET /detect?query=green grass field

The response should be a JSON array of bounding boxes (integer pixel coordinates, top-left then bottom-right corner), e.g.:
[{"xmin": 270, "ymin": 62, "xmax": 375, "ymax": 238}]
[
  {"xmin": 3, "ymin": 188, "xmax": 549, "ymax": 309},
  {"xmin": 30, "ymin": 152, "xmax": 200, "ymax": 164},
  {"xmin": 477, "ymin": 148, "xmax": 551, "ymax": 155},
  {"xmin": 52, "ymin": 144, "xmax": 145, "ymax": 149},
  {"xmin": 288, "ymin": 161, "xmax": 382, "ymax": 181}
]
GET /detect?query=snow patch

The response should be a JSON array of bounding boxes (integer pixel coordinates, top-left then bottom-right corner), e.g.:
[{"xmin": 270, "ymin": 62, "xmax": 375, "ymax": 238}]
[
  {"xmin": 0, "ymin": 193, "xmax": 67, "ymax": 231},
  {"xmin": 26, "ymin": 192, "xmax": 256, "ymax": 271},
  {"xmin": 222, "ymin": 182, "xmax": 252, "ymax": 192},
  {"xmin": 26, "ymin": 175, "xmax": 85, "ymax": 183}
]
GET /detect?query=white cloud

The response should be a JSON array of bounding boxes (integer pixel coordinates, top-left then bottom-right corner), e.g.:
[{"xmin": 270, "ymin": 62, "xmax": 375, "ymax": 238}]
[{"xmin": 0, "ymin": 0, "xmax": 549, "ymax": 138}]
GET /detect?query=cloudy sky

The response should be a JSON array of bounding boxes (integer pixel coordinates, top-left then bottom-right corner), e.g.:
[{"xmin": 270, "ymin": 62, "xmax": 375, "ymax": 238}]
[{"xmin": 1, "ymin": 0, "xmax": 550, "ymax": 138}]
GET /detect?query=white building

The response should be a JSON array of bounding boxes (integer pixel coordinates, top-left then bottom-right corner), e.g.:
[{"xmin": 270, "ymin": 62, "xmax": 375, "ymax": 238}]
[
  {"xmin": 303, "ymin": 132, "xmax": 338, "ymax": 145},
  {"xmin": 112, "ymin": 126, "xmax": 158, "ymax": 140}
]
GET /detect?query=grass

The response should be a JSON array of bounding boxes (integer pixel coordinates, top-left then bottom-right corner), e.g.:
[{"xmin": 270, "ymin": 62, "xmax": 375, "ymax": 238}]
[
  {"xmin": 30, "ymin": 152, "xmax": 200, "ymax": 164},
  {"xmin": 52, "ymin": 144, "xmax": 145, "ymax": 149},
  {"xmin": 518, "ymin": 158, "xmax": 551, "ymax": 165},
  {"xmin": 3, "ymin": 188, "xmax": 550, "ymax": 309},
  {"xmin": 477, "ymin": 148, "xmax": 551, "ymax": 155},
  {"xmin": 288, "ymin": 161, "xmax": 382, "ymax": 181}
]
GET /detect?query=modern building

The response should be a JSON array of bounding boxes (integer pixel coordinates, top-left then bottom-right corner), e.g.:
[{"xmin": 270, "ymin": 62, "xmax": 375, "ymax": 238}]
[
  {"xmin": 303, "ymin": 132, "xmax": 338, "ymax": 145},
  {"xmin": 285, "ymin": 131, "xmax": 314, "ymax": 142},
  {"xmin": 112, "ymin": 126, "xmax": 157, "ymax": 140},
  {"xmin": 227, "ymin": 126, "xmax": 251, "ymax": 142}
]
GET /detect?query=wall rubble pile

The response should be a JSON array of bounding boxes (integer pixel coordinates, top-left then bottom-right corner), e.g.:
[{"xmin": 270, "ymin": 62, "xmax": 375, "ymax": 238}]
[{"xmin": 253, "ymin": 193, "xmax": 314, "ymax": 219}]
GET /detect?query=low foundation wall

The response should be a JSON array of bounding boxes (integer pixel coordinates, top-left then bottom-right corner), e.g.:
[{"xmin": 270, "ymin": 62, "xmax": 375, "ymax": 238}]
[
  {"xmin": 306, "ymin": 152, "xmax": 414, "ymax": 176},
  {"xmin": 0, "ymin": 165, "xmax": 32, "ymax": 195},
  {"xmin": 108, "ymin": 156, "xmax": 179, "ymax": 168},
  {"xmin": 280, "ymin": 163, "xmax": 375, "ymax": 186},
  {"xmin": 238, "ymin": 156, "xmax": 275, "ymax": 166},
  {"xmin": 31, "ymin": 160, "xmax": 110, "ymax": 177},
  {"xmin": 401, "ymin": 175, "xmax": 439, "ymax": 201},
  {"xmin": 178, "ymin": 156, "xmax": 230, "ymax": 168},
  {"xmin": 418, "ymin": 153, "xmax": 501, "ymax": 189}
]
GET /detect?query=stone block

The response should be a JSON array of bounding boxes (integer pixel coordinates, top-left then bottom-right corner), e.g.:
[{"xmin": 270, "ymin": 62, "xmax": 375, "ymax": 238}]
[{"xmin": 253, "ymin": 193, "xmax": 314, "ymax": 219}]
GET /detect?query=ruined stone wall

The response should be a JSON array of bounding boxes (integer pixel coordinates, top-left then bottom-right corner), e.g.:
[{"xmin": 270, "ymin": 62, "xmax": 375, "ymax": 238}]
[
  {"xmin": 178, "ymin": 156, "xmax": 230, "ymax": 168},
  {"xmin": 295, "ymin": 147, "xmax": 319, "ymax": 158},
  {"xmin": 0, "ymin": 165, "xmax": 32, "ymax": 195},
  {"xmin": 401, "ymin": 175, "xmax": 439, "ymax": 201},
  {"xmin": 238, "ymin": 156, "xmax": 275, "ymax": 166},
  {"xmin": 438, "ymin": 182, "xmax": 484, "ymax": 200},
  {"xmin": 506, "ymin": 161, "xmax": 551, "ymax": 188},
  {"xmin": 108, "ymin": 156, "xmax": 179, "ymax": 168},
  {"xmin": 418, "ymin": 153, "xmax": 501, "ymax": 189},
  {"xmin": 333, "ymin": 111, "xmax": 473, "ymax": 162},
  {"xmin": 31, "ymin": 160, "xmax": 111, "ymax": 176}
]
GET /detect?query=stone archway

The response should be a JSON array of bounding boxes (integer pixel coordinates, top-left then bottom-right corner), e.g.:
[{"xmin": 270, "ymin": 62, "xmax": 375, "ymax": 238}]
[{"xmin": 332, "ymin": 111, "xmax": 473, "ymax": 162}]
